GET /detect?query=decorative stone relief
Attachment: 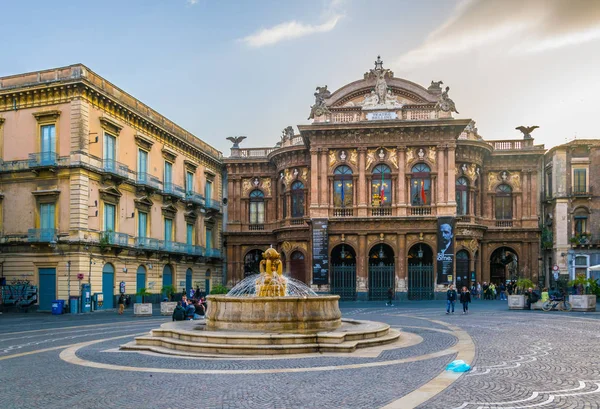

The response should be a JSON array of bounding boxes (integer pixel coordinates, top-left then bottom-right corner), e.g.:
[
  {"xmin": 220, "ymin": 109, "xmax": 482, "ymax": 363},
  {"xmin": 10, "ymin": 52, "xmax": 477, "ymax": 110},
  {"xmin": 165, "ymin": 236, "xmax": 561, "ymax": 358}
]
[
  {"xmin": 511, "ymin": 172, "xmax": 521, "ymax": 190},
  {"xmin": 428, "ymin": 146, "xmax": 437, "ymax": 164},
  {"xmin": 242, "ymin": 178, "xmax": 253, "ymax": 196},
  {"xmin": 329, "ymin": 151, "xmax": 337, "ymax": 168},
  {"xmin": 301, "ymin": 168, "xmax": 309, "ymax": 182},
  {"xmin": 366, "ymin": 149, "xmax": 377, "ymax": 170},
  {"xmin": 487, "ymin": 172, "xmax": 498, "ymax": 191},
  {"xmin": 389, "ymin": 149, "xmax": 398, "ymax": 168},
  {"xmin": 349, "ymin": 150, "xmax": 358, "ymax": 166},
  {"xmin": 261, "ymin": 178, "xmax": 272, "ymax": 196},
  {"xmin": 405, "ymin": 148, "xmax": 415, "ymax": 164},
  {"xmin": 284, "ymin": 169, "xmax": 293, "ymax": 187},
  {"xmin": 466, "ymin": 164, "xmax": 477, "ymax": 182},
  {"xmin": 417, "ymin": 148, "xmax": 425, "ymax": 160}
]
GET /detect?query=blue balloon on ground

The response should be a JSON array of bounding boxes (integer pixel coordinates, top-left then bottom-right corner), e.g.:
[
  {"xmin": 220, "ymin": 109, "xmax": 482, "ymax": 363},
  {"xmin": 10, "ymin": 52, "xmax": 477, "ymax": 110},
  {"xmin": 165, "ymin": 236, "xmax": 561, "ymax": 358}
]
[{"xmin": 446, "ymin": 360, "xmax": 471, "ymax": 372}]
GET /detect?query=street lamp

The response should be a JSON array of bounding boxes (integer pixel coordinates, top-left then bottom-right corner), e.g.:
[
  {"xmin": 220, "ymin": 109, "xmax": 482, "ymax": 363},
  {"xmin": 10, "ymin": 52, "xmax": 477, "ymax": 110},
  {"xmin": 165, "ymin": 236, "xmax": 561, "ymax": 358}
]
[{"xmin": 417, "ymin": 245, "xmax": 424, "ymax": 259}]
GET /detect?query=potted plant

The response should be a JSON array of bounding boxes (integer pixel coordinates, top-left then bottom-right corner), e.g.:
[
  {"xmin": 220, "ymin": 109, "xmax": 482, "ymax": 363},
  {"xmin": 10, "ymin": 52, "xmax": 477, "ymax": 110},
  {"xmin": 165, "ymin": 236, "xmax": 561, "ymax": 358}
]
[
  {"xmin": 507, "ymin": 278, "xmax": 535, "ymax": 310},
  {"xmin": 160, "ymin": 285, "xmax": 177, "ymax": 316},
  {"xmin": 134, "ymin": 287, "xmax": 152, "ymax": 316},
  {"xmin": 568, "ymin": 275, "xmax": 598, "ymax": 312}
]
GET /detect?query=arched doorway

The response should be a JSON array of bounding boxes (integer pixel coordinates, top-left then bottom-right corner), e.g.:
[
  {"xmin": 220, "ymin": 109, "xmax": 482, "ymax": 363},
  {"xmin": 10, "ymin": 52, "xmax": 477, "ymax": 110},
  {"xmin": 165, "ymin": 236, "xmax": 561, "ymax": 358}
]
[
  {"xmin": 368, "ymin": 243, "xmax": 395, "ymax": 300},
  {"xmin": 185, "ymin": 268, "xmax": 193, "ymax": 296},
  {"xmin": 289, "ymin": 251, "xmax": 306, "ymax": 283},
  {"xmin": 102, "ymin": 263, "xmax": 115, "ymax": 309},
  {"xmin": 407, "ymin": 243, "xmax": 434, "ymax": 300},
  {"xmin": 490, "ymin": 247, "xmax": 518, "ymax": 284},
  {"xmin": 162, "ymin": 264, "xmax": 173, "ymax": 298},
  {"xmin": 136, "ymin": 265, "xmax": 146, "ymax": 303},
  {"xmin": 456, "ymin": 250, "xmax": 470, "ymax": 288},
  {"xmin": 330, "ymin": 244, "xmax": 356, "ymax": 301},
  {"xmin": 244, "ymin": 249, "xmax": 263, "ymax": 276}
]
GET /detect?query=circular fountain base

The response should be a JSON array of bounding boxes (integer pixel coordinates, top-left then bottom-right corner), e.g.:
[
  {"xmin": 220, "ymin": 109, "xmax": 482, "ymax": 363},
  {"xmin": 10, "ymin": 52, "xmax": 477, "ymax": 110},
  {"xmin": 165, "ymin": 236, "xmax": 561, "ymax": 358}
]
[
  {"xmin": 205, "ymin": 295, "xmax": 342, "ymax": 333},
  {"xmin": 121, "ymin": 318, "xmax": 401, "ymax": 356}
]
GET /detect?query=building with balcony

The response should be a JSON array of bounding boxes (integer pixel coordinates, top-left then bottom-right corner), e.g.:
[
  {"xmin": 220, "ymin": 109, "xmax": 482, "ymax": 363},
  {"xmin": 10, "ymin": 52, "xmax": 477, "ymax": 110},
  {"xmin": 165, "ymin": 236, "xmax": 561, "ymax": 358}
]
[
  {"xmin": 0, "ymin": 65, "xmax": 223, "ymax": 311},
  {"xmin": 543, "ymin": 140, "xmax": 600, "ymax": 287},
  {"xmin": 224, "ymin": 58, "xmax": 544, "ymax": 300}
]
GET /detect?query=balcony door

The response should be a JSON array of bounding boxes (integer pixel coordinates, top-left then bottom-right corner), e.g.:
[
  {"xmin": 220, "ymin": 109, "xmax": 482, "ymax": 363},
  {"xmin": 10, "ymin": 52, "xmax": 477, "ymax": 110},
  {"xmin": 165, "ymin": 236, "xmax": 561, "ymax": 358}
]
[
  {"xmin": 104, "ymin": 133, "xmax": 116, "ymax": 170},
  {"xmin": 40, "ymin": 125, "xmax": 56, "ymax": 165}
]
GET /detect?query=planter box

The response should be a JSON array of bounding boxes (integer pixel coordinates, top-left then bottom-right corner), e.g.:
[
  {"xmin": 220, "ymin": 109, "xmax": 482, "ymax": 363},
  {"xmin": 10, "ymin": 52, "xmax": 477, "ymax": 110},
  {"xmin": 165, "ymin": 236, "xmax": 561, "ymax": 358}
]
[
  {"xmin": 160, "ymin": 301, "xmax": 177, "ymax": 316},
  {"xmin": 508, "ymin": 294, "xmax": 526, "ymax": 309},
  {"xmin": 134, "ymin": 303, "xmax": 152, "ymax": 316},
  {"xmin": 568, "ymin": 295, "xmax": 597, "ymax": 312}
]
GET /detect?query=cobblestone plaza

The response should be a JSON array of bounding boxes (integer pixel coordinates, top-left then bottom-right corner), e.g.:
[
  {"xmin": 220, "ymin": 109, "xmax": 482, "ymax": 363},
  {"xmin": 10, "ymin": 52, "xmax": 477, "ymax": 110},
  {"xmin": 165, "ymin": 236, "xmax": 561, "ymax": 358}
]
[{"xmin": 2, "ymin": 301, "xmax": 599, "ymax": 409}]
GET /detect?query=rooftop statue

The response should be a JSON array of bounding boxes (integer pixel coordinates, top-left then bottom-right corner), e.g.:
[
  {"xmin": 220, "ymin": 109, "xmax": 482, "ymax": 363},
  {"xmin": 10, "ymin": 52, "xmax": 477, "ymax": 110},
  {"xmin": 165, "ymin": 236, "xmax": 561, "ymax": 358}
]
[
  {"xmin": 361, "ymin": 56, "xmax": 402, "ymax": 109},
  {"xmin": 226, "ymin": 136, "xmax": 247, "ymax": 149},
  {"xmin": 515, "ymin": 126, "xmax": 539, "ymax": 139},
  {"xmin": 308, "ymin": 86, "xmax": 331, "ymax": 119},
  {"xmin": 281, "ymin": 126, "xmax": 294, "ymax": 143},
  {"xmin": 436, "ymin": 86, "xmax": 459, "ymax": 114}
]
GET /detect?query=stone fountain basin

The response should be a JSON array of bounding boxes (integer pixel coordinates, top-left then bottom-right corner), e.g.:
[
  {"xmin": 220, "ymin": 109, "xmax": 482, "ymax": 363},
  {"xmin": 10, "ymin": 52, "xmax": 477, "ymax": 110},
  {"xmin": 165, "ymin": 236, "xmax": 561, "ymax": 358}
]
[{"xmin": 205, "ymin": 295, "xmax": 342, "ymax": 333}]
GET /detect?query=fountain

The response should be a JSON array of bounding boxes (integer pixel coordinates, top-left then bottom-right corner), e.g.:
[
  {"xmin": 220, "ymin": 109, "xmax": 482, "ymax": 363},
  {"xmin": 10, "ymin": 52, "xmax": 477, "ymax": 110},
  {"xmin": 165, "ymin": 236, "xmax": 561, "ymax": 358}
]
[{"xmin": 121, "ymin": 248, "xmax": 400, "ymax": 356}]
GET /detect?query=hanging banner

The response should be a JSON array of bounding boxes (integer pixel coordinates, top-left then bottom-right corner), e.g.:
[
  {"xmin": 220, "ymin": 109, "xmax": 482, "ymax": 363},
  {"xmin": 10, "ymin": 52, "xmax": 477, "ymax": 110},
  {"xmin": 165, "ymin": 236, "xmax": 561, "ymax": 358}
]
[
  {"xmin": 437, "ymin": 217, "xmax": 456, "ymax": 284},
  {"xmin": 312, "ymin": 218, "xmax": 329, "ymax": 285}
]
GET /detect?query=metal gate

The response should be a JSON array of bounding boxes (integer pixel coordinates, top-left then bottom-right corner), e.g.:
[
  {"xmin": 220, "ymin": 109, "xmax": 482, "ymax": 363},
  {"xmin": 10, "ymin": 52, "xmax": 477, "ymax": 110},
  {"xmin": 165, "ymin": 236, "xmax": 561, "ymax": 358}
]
[
  {"xmin": 331, "ymin": 264, "xmax": 356, "ymax": 301},
  {"xmin": 368, "ymin": 264, "xmax": 394, "ymax": 300},
  {"xmin": 408, "ymin": 264, "xmax": 434, "ymax": 300}
]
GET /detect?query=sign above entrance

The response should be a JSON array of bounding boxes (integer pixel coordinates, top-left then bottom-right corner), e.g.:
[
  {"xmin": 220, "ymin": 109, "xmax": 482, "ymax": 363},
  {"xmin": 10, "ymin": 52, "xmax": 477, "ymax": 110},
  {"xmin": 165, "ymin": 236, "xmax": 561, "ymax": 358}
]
[{"xmin": 366, "ymin": 111, "xmax": 397, "ymax": 121}]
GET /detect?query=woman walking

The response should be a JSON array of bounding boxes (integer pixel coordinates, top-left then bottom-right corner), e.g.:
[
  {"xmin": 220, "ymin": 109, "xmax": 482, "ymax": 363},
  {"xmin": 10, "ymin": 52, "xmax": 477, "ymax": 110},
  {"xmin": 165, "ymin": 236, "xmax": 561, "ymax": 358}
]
[{"xmin": 460, "ymin": 286, "xmax": 471, "ymax": 314}]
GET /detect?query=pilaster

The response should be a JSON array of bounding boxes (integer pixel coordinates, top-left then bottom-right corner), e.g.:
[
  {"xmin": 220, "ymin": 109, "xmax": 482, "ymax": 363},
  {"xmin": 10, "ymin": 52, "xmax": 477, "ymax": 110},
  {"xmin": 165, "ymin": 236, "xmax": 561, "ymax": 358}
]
[{"xmin": 358, "ymin": 148, "xmax": 367, "ymax": 216}]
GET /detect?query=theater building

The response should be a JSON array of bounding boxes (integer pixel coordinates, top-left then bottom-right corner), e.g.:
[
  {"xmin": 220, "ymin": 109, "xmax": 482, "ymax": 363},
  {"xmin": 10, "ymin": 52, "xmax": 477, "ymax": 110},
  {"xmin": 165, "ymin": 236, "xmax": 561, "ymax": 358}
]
[
  {"xmin": 0, "ymin": 65, "xmax": 223, "ymax": 310},
  {"xmin": 224, "ymin": 58, "xmax": 544, "ymax": 300}
]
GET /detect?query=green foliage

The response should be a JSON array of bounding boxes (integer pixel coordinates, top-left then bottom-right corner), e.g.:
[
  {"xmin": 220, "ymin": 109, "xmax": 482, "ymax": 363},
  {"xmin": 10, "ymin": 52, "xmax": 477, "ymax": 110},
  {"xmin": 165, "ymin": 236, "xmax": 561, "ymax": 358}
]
[
  {"xmin": 516, "ymin": 278, "xmax": 535, "ymax": 294},
  {"xmin": 569, "ymin": 274, "xmax": 600, "ymax": 296},
  {"xmin": 541, "ymin": 227, "xmax": 553, "ymax": 250},
  {"xmin": 161, "ymin": 285, "xmax": 176, "ymax": 300},
  {"xmin": 136, "ymin": 287, "xmax": 151, "ymax": 303},
  {"xmin": 209, "ymin": 284, "xmax": 229, "ymax": 295}
]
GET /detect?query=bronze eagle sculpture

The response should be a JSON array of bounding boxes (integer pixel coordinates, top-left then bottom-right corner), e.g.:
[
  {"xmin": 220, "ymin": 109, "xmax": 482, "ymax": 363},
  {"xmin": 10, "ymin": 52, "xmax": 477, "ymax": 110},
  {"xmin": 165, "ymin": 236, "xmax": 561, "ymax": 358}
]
[
  {"xmin": 515, "ymin": 126, "xmax": 539, "ymax": 139},
  {"xmin": 226, "ymin": 136, "xmax": 247, "ymax": 148}
]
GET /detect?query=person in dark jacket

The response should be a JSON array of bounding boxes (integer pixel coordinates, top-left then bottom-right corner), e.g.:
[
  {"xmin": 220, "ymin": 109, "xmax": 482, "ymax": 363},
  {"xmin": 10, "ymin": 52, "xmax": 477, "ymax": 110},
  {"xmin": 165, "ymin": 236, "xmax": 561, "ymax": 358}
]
[
  {"xmin": 172, "ymin": 301, "xmax": 186, "ymax": 321},
  {"xmin": 118, "ymin": 294, "xmax": 125, "ymax": 315},
  {"xmin": 185, "ymin": 302, "xmax": 196, "ymax": 320},
  {"xmin": 459, "ymin": 286, "xmax": 472, "ymax": 314},
  {"xmin": 446, "ymin": 285, "xmax": 457, "ymax": 314}
]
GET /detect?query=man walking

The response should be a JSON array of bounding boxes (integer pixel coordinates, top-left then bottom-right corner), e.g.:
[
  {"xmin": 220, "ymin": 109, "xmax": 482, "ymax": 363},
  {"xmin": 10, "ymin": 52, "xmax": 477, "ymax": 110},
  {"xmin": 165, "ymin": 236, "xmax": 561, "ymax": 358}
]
[
  {"xmin": 118, "ymin": 293, "xmax": 125, "ymax": 315},
  {"xmin": 446, "ymin": 284, "xmax": 457, "ymax": 314},
  {"xmin": 386, "ymin": 287, "xmax": 394, "ymax": 306}
]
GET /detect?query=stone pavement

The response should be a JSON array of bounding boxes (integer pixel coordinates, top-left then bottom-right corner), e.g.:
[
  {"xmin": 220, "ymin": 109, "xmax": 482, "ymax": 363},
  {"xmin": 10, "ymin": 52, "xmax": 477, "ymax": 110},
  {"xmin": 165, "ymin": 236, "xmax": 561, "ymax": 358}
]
[{"xmin": 1, "ymin": 299, "xmax": 599, "ymax": 408}]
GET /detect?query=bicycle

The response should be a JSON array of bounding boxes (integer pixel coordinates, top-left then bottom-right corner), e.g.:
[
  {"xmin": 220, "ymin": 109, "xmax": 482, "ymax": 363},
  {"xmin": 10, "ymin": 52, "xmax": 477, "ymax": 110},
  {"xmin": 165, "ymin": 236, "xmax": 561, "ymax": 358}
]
[{"xmin": 542, "ymin": 295, "xmax": 572, "ymax": 312}]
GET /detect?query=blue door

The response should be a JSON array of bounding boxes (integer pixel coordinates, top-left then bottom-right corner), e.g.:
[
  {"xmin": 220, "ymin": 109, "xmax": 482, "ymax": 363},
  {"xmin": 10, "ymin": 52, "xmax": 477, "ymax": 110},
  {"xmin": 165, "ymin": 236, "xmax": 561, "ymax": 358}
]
[
  {"xmin": 205, "ymin": 278, "xmax": 210, "ymax": 295},
  {"xmin": 102, "ymin": 264, "xmax": 115, "ymax": 309},
  {"xmin": 136, "ymin": 265, "xmax": 146, "ymax": 303},
  {"xmin": 39, "ymin": 268, "xmax": 56, "ymax": 311},
  {"xmin": 186, "ymin": 269, "xmax": 192, "ymax": 295},
  {"xmin": 162, "ymin": 265, "xmax": 172, "ymax": 298}
]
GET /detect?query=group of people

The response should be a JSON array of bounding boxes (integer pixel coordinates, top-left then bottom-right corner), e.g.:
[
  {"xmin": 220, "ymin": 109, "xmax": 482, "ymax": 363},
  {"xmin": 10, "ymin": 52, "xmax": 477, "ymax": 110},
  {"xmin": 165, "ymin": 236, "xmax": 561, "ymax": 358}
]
[
  {"xmin": 468, "ymin": 281, "xmax": 521, "ymax": 301},
  {"xmin": 172, "ymin": 292, "xmax": 207, "ymax": 321},
  {"xmin": 446, "ymin": 285, "xmax": 472, "ymax": 314}
]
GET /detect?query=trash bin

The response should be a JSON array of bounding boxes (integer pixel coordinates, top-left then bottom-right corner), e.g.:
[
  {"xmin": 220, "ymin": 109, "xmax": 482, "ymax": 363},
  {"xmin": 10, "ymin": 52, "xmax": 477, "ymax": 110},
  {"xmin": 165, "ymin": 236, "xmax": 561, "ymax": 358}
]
[
  {"xmin": 51, "ymin": 300, "xmax": 65, "ymax": 315},
  {"xmin": 69, "ymin": 296, "xmax": 79, "ymax": 314}
]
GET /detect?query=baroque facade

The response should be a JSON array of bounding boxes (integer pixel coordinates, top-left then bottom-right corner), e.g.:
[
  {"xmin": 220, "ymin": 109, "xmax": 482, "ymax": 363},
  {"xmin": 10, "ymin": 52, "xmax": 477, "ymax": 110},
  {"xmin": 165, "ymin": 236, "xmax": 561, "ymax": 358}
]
[
  {"xmin": 224, "ymin": 58, "xmax": 544, "ymax": 300},
  {"xmin": 0, "ymin": 65, "xmax": 223, "ymax": 311}
]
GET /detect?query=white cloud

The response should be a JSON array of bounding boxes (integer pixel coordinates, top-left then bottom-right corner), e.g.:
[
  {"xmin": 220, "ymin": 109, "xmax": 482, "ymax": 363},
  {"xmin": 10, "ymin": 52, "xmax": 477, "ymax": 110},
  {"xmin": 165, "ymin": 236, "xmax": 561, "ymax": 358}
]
[
  {"xmin": 395, "ymin": 0, "xmax": 600, "ymax": 69},
  {"xmin": 187, "ymin": 0, "xmax": 198, "ymax": 5},
  {"xmin": 240, "ymin": 15, "xmax": 341, "ymax": 48}
]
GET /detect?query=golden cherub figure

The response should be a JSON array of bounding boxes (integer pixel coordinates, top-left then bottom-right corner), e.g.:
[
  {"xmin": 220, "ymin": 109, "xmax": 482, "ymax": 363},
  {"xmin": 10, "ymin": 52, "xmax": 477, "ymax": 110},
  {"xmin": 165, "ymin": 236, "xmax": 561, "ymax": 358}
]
[{"xmin": 256, "ymin": 248, "xmax": 287, "ymax": 297}]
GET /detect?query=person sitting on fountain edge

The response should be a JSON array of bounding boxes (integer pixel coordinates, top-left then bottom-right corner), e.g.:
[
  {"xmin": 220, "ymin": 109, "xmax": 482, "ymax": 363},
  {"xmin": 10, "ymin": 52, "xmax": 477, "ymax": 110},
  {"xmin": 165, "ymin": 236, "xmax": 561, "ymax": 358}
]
[{"xmin": 172, "ymin": 301, "xmax": 186, "ymax": 321}]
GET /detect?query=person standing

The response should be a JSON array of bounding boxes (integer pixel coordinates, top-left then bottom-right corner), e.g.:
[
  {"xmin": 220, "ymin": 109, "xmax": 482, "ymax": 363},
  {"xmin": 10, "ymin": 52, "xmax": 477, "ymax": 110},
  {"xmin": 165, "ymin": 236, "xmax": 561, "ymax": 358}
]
[
  {"xmin": 386, "ymin": 287, "xmax": 394, "ymax": 306},
  {"xmin": 118, "ymin": 294, "xmax": 125, "ymax": 315},
  {"xmin": 446, "ymin": 285, "xmax": 457, "ymax": 314},
  {"xmin": 460, "ymin": 286, "xmax": 471, "ymax": 314}
]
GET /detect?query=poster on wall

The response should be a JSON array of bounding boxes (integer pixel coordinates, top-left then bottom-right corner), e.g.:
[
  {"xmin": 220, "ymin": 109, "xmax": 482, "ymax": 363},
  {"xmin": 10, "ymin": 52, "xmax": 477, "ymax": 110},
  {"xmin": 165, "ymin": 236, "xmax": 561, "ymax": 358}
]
[
  {"xmin": 437, "ymin": 216, "xmax": 456, "ymax": 284},
  {"xmin": 312, "ymin": 218, "xmax": 329, "ymax": 285}
]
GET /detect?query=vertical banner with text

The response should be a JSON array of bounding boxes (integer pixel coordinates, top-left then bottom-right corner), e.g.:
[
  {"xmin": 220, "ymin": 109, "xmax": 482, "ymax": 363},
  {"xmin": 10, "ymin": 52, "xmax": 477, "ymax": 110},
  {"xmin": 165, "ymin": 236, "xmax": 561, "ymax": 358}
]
[
  {"xmin": 437, "ymin": 217, "xmax": 456, "ymax": 284},
  {"xmin": 311, "ymin": 218, "xmax": 329, "ymax": 285}
]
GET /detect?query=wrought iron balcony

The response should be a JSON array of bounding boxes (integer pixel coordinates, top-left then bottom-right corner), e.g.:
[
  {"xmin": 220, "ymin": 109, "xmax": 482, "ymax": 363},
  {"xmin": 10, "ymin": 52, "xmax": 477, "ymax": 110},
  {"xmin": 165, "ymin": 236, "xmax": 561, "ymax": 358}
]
[
  {"xmin": 569, "ymin": 186, "xmax": 593, "ymax": 197},
  {"xmin": 162, "ymin": 182, "xmax": 185, "ymax": 199},
  {"xmin": 27, "ymin": 228, "xmax": 57, "ymax": 243},
  {"xmin": 102, "ymin": 159, "xmax": 130, "ymax": 179},
  {"xmin": 159, "ymin": 240, "xmax": 187, "ymax": 253},
  {"xmin": 185, "ymin": 192, "xmax": 205, "ymax": 206},
  {"xmin": 205, "ymin": 198, "xmax": 222, "ymax": 212},
  {"xmin": 134, "ymin": 237, "xmax": 160, "ymax": 250},
  {"xmin": 100, "ymin": 231, "xmax": 130, "ymax": 246},
  {"xmin": 136, "ymin": 172, "xmax": 162, "ymax": 190},
  {"xmin": 205, "ymin": 248, "xmax": 222, "ymax": 259},
  {"xmin": 183, "ymin": 244, "xmax": 205, "ymax": 256},
  {"xmin": 29, "ymin": 152, "xmax": 58, "ymax": 168}
]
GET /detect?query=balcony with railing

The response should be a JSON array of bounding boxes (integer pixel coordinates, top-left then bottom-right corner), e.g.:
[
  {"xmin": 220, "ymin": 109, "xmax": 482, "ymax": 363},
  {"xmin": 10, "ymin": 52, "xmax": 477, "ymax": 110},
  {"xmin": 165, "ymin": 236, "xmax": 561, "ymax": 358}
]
[
  {"xmin": 495, "ymin": 220, "xmax": 513, "ymax": 228},
  {"xmin": 333, "ymin": 207, "xmax": 354, "ymax": 217},
  {"xmin": 410, "ymin": 206, "xmax": 432, "ymax": 216},
  {"xmin": 249, "ymin": 224, "xmax": 265, "ymax": 231},
  {"xmin": 205, "ymin": 248, "xmax": 222, "ymax": 259},
  {"xmin": 162, "ymin": 182, "xmax": 186, "ymax": 199},
  {"xmin": 134, "ymin": 237, "xmax": 160, "ymax": 250},
  {"xmin": 371, "ymin": 207, "xmax": 393, "ymax": 216},
  {"xmin": 29, "ymin": 152, "xmax": 58, "ymax": 169},
  {"xmin": 136, "ymin": 172, "xmax": 162, "ymax": 191},
  {"xmin": 27, "ymin": 228, "xmax": 57, "ymax": 243},
  {"xmin": 102, "ymin": 159, "xmax": 130, "ymax": 179},
  {"xmin": 101, "ymin": 231, "xmax": 130, "ymax": 246},
  {"xmin": 159, "ymin": 240, "xmax": 185, "ymax": 253},
  {"xmin": 185, "ymin": 192, "xmax": 205, "ymax": 206},
  {"xmin": 569, "ymin": 186, "xmax": 593, "ymax": 197},
  {"xmin": 183, "ymin": 244, "xmax": 205, "ymax": 256},
  {"xmin": 205, "ymin": 198, "xmax": 222, "ymax": 212}
]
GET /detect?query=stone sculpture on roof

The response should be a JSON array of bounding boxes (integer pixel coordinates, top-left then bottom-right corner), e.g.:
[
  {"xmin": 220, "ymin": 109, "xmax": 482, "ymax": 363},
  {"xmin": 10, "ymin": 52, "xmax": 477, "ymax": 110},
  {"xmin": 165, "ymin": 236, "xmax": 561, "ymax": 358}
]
[
  {"xmin": 361, "ymin": 56, "xmax": 403, "ymax": 109},
  {"xmin": 515, "ymin": 126, "xmax": 539, "ymax": 139},
  {"xmin": 308, "ymin": 86, "xmax": 331, "ymax": 119},
  {"xmin": 281, "ymin": 126, "xmax": 294, "ymax": 143},
  {"xmin": 435, "ymin": 86, "xmax": 459, "ymax": 114}
]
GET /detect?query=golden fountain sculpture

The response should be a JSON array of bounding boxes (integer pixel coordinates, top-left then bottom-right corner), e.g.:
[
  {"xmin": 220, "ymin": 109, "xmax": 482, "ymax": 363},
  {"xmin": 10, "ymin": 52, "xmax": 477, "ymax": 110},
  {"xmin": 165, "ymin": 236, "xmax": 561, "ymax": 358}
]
[{"xmin": 255, "ymin": 248, "xmax": 287, "ymax": 297}]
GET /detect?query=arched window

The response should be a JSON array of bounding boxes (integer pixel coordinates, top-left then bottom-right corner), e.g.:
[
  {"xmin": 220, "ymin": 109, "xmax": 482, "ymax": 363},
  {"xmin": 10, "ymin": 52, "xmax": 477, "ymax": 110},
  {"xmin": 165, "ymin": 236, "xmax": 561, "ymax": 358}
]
[
  {"xmin": 249, "ymin": 190, "xmax": 264, "ymax": 224},
  {"xmin": 372, "ymin": 164, "xmax": 392, "ymax": 206},
  {"xmin": 495, "ymin": 184, "xmax": 512, "ymax": 220},
  {"xmin": 456, "ymin": 177, "xmax": 469, "ymax": 215},
  {"xmin": 411, "ymin": 164, "xmax": 431, "ymax": 206},
  {"xmin": 334, "ymin": 165, "xmax": 353, "ymax": 208},
  {"xmin": 291, "ymin": 181, "xmax": 305, "ymax": 217},
  {"xmin": 281, "ymin": 182, "xmax": 287, "ymax": 218}
]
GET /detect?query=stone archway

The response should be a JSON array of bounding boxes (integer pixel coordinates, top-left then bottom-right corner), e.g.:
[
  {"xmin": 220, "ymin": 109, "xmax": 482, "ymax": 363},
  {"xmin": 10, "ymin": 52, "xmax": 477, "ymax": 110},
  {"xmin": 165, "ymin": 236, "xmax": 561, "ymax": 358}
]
[
  {"xmin": 368, "ymin": 243, "xmax": 395, "ymax": 300},
  {"xmin": 330, "ymin": 244, "xmax": 357, "ymax": 301},
  {"xmin": 289, "ymin": 251, "xmax": 306, "ymax": 283},
  {"xmin": 244, "ymin": 249, "xmax": 263, "ymax": 277},
  {"xmin": 489, "ymin": 246, "xmax": 518, "ymax": 284},
  {"xmin": 407, "ymin": 243, "xmax": 434, "ymax": 300}
]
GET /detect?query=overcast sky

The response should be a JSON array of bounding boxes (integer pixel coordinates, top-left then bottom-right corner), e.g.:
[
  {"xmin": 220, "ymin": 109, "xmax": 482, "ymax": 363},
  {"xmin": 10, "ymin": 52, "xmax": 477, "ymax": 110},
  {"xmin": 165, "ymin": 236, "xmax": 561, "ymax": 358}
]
[{"xmin": 2, "ymin": 0, "xmax": 600, "ymax": 156}]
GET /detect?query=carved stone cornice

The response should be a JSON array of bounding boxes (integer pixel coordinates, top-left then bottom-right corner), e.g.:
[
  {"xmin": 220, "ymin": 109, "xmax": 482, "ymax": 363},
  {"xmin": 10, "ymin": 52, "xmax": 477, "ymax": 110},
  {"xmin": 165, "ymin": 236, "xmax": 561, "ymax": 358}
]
[
  {"xmin": 161, "ymin": 147, "xmax": 178, "ymax": 162},
  {"xmin": 184, "ymin": 160, "xmax": 198, "ymax": 172},
  {"xmin": 31, "ymin": 189, "xmax": 60, "ymax": 204},
  {"xmin": 134, "ymin": 195, "xmax": 153, "ymax": 213},
  {"xmin": 134, "ymin": 134, "xmax": 154, "ymax": 150},
  {"xmin": 98, "ymin": 116, "xmax": 123, "ymax": 135},
  {"xmin": 32, "ymin": 110, "xmax": 61, "ymax": 122},
  {"xmin": 99, "ymin": 186, "xmax": 122, "ymax": 204},
  {"xmin": 161, "ymin": 203, "xmax": 178, "ymax": 218}
]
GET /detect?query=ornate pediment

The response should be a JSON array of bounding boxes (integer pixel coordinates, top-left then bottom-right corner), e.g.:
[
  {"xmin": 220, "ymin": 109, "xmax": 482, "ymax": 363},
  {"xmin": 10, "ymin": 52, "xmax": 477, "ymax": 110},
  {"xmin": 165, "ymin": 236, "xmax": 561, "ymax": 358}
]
[
  {"xmin": 134, "ymin": 134, "xmax": 154, "ymax": 150},
  {"xmin": 184, "ymin": 209, "xmax": 198, "ymax": 224},
  {"xmin": 161, "ymin": 203, "xmax": 178, "ymax": 218},
  {"xmin": 99, "ymin": 186, "xmax": 122, "ymax": 204},
  {"xmin": 134, "ymin": 195, "xmax": 153, "ymax": 212},
  {"xmin": 99, "ymin": 116, "xmax": 123, "ymax": 135},
  {"xmin": 161, "ymin": 147, "xmax": 178, "ymax": 162}
]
